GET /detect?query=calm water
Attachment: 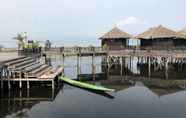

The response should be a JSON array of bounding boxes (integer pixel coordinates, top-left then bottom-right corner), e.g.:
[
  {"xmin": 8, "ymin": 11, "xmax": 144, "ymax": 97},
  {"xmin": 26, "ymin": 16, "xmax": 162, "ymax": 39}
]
[{"xmin": 1, "ymin": 55, "xmax": 186, "ymax": 118}]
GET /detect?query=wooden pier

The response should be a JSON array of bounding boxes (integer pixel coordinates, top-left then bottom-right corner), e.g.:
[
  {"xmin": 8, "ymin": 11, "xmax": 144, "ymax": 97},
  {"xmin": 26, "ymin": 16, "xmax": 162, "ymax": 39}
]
[{"xmin": 0, "ymin": 56, "xmax": 63, "ymax": 90}]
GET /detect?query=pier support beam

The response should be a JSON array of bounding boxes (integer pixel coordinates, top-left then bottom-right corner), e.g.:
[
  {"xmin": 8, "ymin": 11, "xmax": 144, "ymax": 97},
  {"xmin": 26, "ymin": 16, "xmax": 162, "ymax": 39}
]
[
  {"xmin": 19, "ymin": 81, "xmax": 22, "ymax": 89},
  {"xmin": 148, "ymin": 57, "xmax": 151, "ymax": 78},
  {"xmin": 1, "ymin": 80, "xmax": 3, "ymax": 89},
  {"xmin": 8, "ymin": 81, "xmax": 11, "ymax": 90},
  {"xmin": 19, "ymin": 72, "xmax": 22, "ymax": 89},
  {"xmin": 77, "ymin": 55, "xmax": 81, "ymax": 79},
  {"xmin": 165, "ymin": 59, "xmax": 168, "ymax": 79},
  {"xmin": 52, "ymin": 80, "xmax": 54, "ymax": 90},
  {"xmin": 27, "ymin": 81, "xmax": 30, "ymax": 89},
  {"xmin": 120, "ymin": 57, "xmax": 123, "ymax": 76},
  {"xmin": 8, "ymin": 71, "xmax": 11, "ymax": 90}
]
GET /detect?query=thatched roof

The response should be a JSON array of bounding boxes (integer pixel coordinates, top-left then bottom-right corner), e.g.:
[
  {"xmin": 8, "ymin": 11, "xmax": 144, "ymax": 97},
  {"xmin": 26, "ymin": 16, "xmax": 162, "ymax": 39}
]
[
  {"xmin": 177, "ymin": 27, "xmax": 186, "ymax": 39},
  {"xmin": 136, "ymin": 25, "xmax": 177, "ymax": 39},
  {"xmin": 100, "ymin": 27, "xmax": 132, "ymax": 39}
]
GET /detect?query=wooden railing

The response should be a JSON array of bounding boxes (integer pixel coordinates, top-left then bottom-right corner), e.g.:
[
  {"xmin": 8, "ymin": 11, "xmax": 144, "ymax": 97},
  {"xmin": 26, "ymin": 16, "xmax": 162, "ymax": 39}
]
[
  {"xmin": 45, "ymin": 47, "xmax": 105, "ymax": 54},
  {"xmin": 44, "ymin": 46, "xmax": 186, "ymax": 58}
]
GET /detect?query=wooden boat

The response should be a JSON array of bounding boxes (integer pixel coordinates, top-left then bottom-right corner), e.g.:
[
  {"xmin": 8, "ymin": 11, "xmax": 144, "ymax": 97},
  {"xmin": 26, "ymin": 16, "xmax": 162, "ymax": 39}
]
[{"xmin": 59, "ymin": 76, "xmax": 115, "ymax": 92}]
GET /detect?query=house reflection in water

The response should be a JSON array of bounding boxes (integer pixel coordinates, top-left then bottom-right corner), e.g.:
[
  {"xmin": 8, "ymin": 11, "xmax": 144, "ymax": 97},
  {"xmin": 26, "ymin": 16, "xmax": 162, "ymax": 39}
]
[{"xmin": 0, "ymin": 86, "xmax": 62, "ymax": 118}]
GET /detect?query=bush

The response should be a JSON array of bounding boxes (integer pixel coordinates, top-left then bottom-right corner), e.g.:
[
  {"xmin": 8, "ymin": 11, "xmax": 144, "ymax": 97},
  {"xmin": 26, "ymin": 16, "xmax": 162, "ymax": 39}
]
[{"xmin": 102, "ymin": 44, "xmax": 108, "ymax": 50}]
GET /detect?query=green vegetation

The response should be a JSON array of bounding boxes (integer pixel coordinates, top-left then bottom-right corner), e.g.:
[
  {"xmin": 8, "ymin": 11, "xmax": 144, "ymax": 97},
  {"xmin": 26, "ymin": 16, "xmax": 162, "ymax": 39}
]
[{"xmin": 102, "ymin": 44, "xmax": 108, "ymax": 50}]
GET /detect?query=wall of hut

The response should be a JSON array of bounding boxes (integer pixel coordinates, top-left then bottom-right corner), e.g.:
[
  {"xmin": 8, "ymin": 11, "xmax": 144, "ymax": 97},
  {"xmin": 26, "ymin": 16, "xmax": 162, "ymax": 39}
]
[
  {"xmin": 140, "ymin": 38, "xmax": 186, "ymax": 50},
  {"xmin": 102, "ymin": 38, "xmax": 127, "ymax": 50}
]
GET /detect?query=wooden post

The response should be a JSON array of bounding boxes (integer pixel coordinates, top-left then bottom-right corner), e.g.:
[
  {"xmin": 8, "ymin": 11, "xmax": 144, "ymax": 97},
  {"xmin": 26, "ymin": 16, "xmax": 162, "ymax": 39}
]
[
  {"xmin": 19, "ymin": 72, "xmax": 22, "ymax": 89},
  {"xmin": 1, "ymin": 80, "xmax": 3, "ymax": 89},
  {"xmin": 19, "ymin": 90, "xmax": 22, "ymax": 106},
  {"xmin": 52, "ymin": 80, "xmax": 54, "ymax": 90},
  {"xmin": 107, "ymin": 63, "xmax": 110, "ymax": 80},
  {"xmin": 25, "ymin": 73, "xmax": 29, "ymax": 89},
  {"xmin": 165, "ymin": 59, "xmax": 168, "ymax": 79},
  {"xmin": 8, "ymin": 89, "xmax": 11, "ymax": 111},
  {"xmin": 92, "ymin": 52, "xmax": 96, "ymax": 81},
  {"xmin": 107, "ymin": 56, "xmax": 110, "ymax": 68},
  {"xmin": 27, "ymin": 81, "xmax": 30, "ymax": 89},
  {"xmin": 0, "ymin": 67, "xmax": 3, "ymax": 89},
  {"xmin": 129, "ymin": 56, "xmax": 132, "ymax": 69},
  {"xmin": 1, "ymin": 68, "xmax": 3, "ymax": 89},
  {"xmin": 148, "ymin": 57, "xmax": 151, "ymax": 78},
  {"xmin": 8, "ymin": 81, "xmax": 11, "ymax": 90},
  {"xmin": 8, "ymin": 71, "xmax": 11, "ymax": 90},
  {"xmin": 62, "ymin": 53, "xmax": 65, "ymax": 66},
  {"xmin": 120, "ymin": 57, "xmax": 123, "ymax": 76},
  {"xmin": 52, "ymin": 85, "xmax": 54, "ymax": 99},
  {"xmin": 92, "ymin": 65, "xmax": 96, "ymax": 81},
  {"xmin": 77, "ymin": 55, "xmax": 81, "ymax": 79},
  {"xmin": 26, "ymin": 88, "xmax": 30, "ymax": 107},
  {"xmin": 125, "ymin": 57, "xmax": 128, "ymax": 80},
  {"xmin": 27, "ymin": 88, "xmax": 30, "ymax": 98}
]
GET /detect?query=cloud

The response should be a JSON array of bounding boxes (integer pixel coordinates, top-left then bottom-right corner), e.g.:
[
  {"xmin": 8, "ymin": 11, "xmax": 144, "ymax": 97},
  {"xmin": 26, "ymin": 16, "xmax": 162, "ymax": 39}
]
[
  {"xmin": 116, "ymin": 16, "xmax": 147, "ymax": 26},
  {"xmin": 116, "ymin": 16, "xmax": 150, "ymax": 35}
]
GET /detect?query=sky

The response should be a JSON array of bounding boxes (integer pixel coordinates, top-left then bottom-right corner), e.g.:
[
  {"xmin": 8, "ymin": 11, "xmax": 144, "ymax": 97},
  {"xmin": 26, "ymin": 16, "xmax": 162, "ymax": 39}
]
[{"xmin": 0, "ymin": 0, "xmax": 186, "ymax": 47}]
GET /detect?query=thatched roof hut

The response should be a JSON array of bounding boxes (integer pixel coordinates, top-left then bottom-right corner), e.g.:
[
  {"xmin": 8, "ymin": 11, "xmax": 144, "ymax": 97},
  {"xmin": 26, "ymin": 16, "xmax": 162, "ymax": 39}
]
[
  {"xmin": 136, "ymin": 25, "xmax": 177, "ymax": 39},
  {"xmin": 135, "ymin": 25, "xmax": 186, "ymax": 49},
  {"xmin": 177, "ymin": 27, "xmax": 186, "ymax": 39},
  {"xmin": 100, "ymin": 27, "xmax": 132, "ymax": 39},
  {"xmin": 100, "ymin": 27, "xmax": 132, "ymax": 50}
]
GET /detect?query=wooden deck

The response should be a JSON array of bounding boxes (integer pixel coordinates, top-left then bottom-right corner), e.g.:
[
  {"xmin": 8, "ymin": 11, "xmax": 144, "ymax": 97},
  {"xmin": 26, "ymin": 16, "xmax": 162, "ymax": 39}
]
[
  {"xmin": 44, "ymin": 47, "xmax": 186, "ymax": 59},
  {"xmin": 108, "ymin": 49, "xmax": 186, "ymax": 58},
  {"xmin": 0, "ymin": 56, "xmax": 63, "ymax": 90}
]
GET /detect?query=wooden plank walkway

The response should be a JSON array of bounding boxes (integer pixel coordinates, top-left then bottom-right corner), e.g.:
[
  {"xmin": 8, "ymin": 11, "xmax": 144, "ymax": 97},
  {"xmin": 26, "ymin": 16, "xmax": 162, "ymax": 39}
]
[
  {"xmin": 39, "ymin": 66, "xmax": 63, "ymax": 79},
  {"xmin": 0, "ymin": 56, "xmax": 64, "ymax": 90},
  {"xmin": 108, "ymin": 49, "xmax": 186, "ymax": 58}
]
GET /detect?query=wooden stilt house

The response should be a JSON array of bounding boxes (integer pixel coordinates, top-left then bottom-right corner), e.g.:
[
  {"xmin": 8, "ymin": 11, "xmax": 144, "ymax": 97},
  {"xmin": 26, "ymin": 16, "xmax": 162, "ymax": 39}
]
[{"xmin": 99, "ymin": 27, "xmax": 132, "ymax": 50}]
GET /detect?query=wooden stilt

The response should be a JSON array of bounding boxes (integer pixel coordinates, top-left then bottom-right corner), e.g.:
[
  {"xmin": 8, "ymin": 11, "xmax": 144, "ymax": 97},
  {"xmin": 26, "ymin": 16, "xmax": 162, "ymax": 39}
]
[
  {"xmin": 1, "ymin": 80, "xmax": 3, "ymax": 89},
  {"xmin": 52, "ymin": 80, "xmax": 54, "ymax": 90},
  {"xmin": 107, "ymin": 63, "xmax": 110, "ymax": 80},
  {"xmin": 8, "ymin": 81, "xmax": 11, "ymax": 90},
  {"xmin": 19, "ymin": 72, "xmax": 22, "ymax": 89},
  {"xmin": 8, "ymin": 71, "xmax": 11, "ymax": 90},
  {"xmin": 19, "ymin": 81, "xmax": 22, "ymax": 89},
  {"xmin": 148, "ymin": 57, "xmax": 151, "ymax": 78},
  {"xmin": 165, "ymin": 59, "xmax": 168, "ymax": 79},
  {"xmin": 120, "ymin": 57, "xmax": 123, "ymax": 76},
  {"xmin": 27, "ymin": 81, "xmax": 30, "ymax": 89}
]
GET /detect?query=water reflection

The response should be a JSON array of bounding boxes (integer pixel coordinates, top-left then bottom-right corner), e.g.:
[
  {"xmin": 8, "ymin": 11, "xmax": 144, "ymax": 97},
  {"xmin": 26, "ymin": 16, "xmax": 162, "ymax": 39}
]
[
  {"xmin": 0, "ymin": 86, "xmax": 62, "ymax": 118},
  {"xmin": 1, "ymin": 55, "xmax": 186, "ymax": 118}
]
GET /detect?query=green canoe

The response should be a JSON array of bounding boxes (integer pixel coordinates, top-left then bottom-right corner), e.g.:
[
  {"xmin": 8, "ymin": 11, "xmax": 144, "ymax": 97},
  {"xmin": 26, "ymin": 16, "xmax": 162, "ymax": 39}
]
[{"xmin": 59, "ymin": 76, "xmax": 115, "ymax": 92}]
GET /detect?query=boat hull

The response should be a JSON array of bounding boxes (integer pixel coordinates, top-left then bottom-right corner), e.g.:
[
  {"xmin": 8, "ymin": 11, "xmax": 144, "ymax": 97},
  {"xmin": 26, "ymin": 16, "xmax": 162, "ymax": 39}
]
[{"xmin": 59, "ymin": 77, "xmax": 115, "ymax": 92}]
